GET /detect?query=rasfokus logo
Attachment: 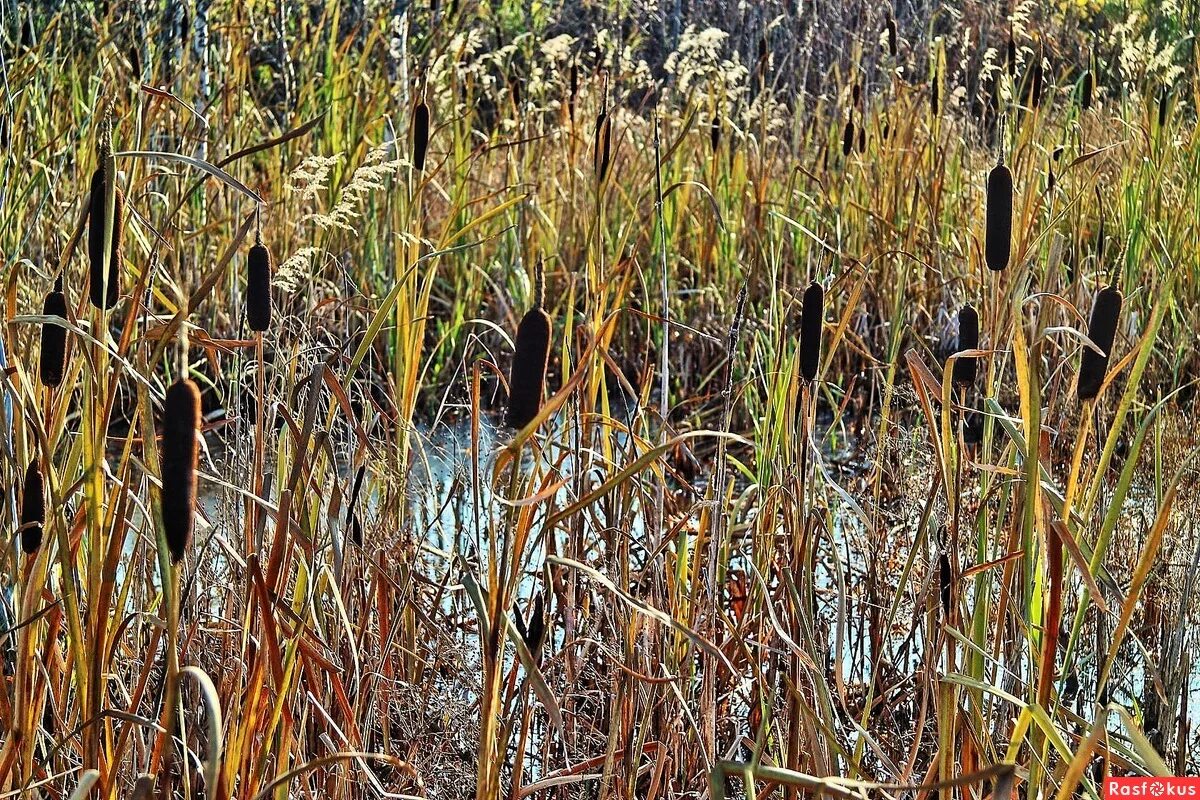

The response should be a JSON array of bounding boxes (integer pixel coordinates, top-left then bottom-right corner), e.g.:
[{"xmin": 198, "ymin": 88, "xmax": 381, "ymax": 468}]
[{"xmin": 1107, "ymin": 778, "xmax": 1200, "ymax": 798}]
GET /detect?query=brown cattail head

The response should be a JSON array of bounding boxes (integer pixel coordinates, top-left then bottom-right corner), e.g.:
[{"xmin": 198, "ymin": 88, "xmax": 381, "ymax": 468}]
[
  {"xmin": 930, "ymin": 70, "xmax": 940, "ymax": 116},
  {"xmin": 87, "ymin": 158, "xmax": 124, "ymax": 309},
  {"xmin": 799, "ymin": 281, "xmax": 824, "ymax": 382},
  {"xmin": 412, "ymin": 100, "xmax": 430, "ymax": 171},
  {"xmin": 710, "ymin": 116, "xmax": 720, "ymax": 153},
  {"xmin": 505, "ymin": 306, "xmax": 552, "ymax": 430},
  {"xmin": 1157, "ymin": 87, "xmax": 1170, "ymax": 128},
  {"xmin": 842, "ymin": 116, "xmax": 855, "ymax": 157},
  {"xmin": 1077, "ymin": 285, "xmax": 1122, "ymax": 402},
  {"xmin": 568, "ymin": 60, "xmax": 579, "ymax": 121},
  {"xmin": 1080, "ymin": 70, "xmax": 1094, "ymax": 110},
  {"xmin": 1029, "ymin": 56, "xmax": 1045, "ymax": 108},
  {"xmin": 884, "ymin": 15, "xmax": 897, "ymax": 57},
  {"xmin": 985, "ymin": 162, "xmax": 1013, "ymax": 271},
  {"xmin": 513, "ymin": 593, "xmax": 548, "ymax": 659},
  {"xmin": 20, "ymin": 459, "xmax": 45, "ymax": 554},
  {"xmin": 1006, "ymin": 35, "xmax": 1017, "ymax": 79},
  {"xmin": 161, "ymin": 378, "xmax": 201, "ymax": 562},
  {"xmin": 594, "ymin": 108, "xmax": 612, "ymax": 183},
  {"xmin": 953, "ymin": 304, "xmax": 979, "ymax": 386},
  {"xmin": 40, "ymin": 275, "xmax": 69, "ymax": 388},
  {"xmin": 247, "ymin": 236, "xmax": 273, "ymax": 332}
]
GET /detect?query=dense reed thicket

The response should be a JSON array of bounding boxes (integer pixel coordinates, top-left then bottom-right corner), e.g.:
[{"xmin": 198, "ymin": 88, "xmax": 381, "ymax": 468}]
[{"xmin": 0, "ymin": 1, "xmax": 1198, "ymax": 799}]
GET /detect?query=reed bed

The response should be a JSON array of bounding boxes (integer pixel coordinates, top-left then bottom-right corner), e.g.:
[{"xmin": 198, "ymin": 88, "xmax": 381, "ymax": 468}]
[{"xmin": 0, "ymin": 2, "xmax": 1198, "ymax": 799}]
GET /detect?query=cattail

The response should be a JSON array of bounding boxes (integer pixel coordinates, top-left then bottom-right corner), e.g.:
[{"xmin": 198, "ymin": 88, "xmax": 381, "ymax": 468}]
[
  {"xmin": 513, "ymin": 593, "xmax": 547, "ymax": 659},
  {"xmin": 1080, "ymin": 70, "xmax": 1094, "ymax": 110},
  {"xmin": 39, "ymin": 275, "xmax": 69, "ymax": 388},
  {"xmin": 985, "ymin": 161, "xmax": 1013, "ymax": 271},
  {"xmin": 20, "ymin": 459, "xmax": 44, "ymax": 554},
  {"xmin": 247, "ymin": 235, "xmax": 272, "ymax": 332},
  {"xmin": 939, "ymin": 551, "xmax": 953, "ymax": 619},
  {"xmin": 87, "ymin": 153, "xmax": 124, "ymax": 309},
  {"xmin": 962, "ymin": 403, "xmax": 984, "ymax": 445},
  {"xmin": 710, "ymin": 116, "xmax": 720, "ymax": 153},
  {"xmin": 412, "ymin": 99, "xmax": 430, "ymax": 171},
  {"xmin": 799, "ymin": 281, "xmax": 824, "ymax": 382},
  {"xmin": 505, "ymin": 262, "xmax": 552, "ymax": 430},
  {"xmin": 930, "ymin": 70, "xmax": 940, "ymax": 116},
  {"xmin": 568, "ymin": 60, "xmax": 578, "ymax": 121},
  {"xmin": 161, "ymin": 378, "xmax": 201, "ymax": 562},
  {"xmin": 1006, "ymin": 35, "xmax": 1017, "ymax": 79},
  {"xmin": 953, "ymin": 304, "xmax": 979, "ymax": 386},
  {"xmin": 1029, "ymin": 57, "xmax": 1044, "ymax": 108},
  {"xmin": 851, "ymin": 83, "xmax": 861, "ymax": 106},
  {"xmin": 842, "ymin": 117, "xmax": 855, "ymax": 157},
  {"xmin": 346, "ymin": 465, "xmax": 366, "ymax": 546},
  {"xmin": 1157, "ymin": 87, "xmax": 1170, "ymax": 128},
  {"xmin": 884, "ymin": 15, "xmax": 897, "ymax": 57},
  {"xmin": 858, "ymin": 124, "xmax": 866, "ymax": 154},
  {"xmin": 594, "ymin": 108, "xmax": 612, "ymax": 183},
  {"xmin": 1077, "ymin": 285, "xmax": 1122, "ymax": 402}
]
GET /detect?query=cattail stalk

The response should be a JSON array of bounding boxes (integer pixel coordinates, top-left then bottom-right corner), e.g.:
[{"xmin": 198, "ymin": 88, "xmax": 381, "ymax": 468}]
[
  {"xmin": 161, "ymin": 378, "xmax": 201, "ymax": 562},
  {"xmin": 799, "ymin": 281, "xmax": 824, "ymax": 382},
  {"xmin": 20, "ymin": 459, "xmax": 44, "ymax": 554},
  {"xmin": 505, "ymin": 263, "xmax": 551, "ymax": 430},
  {"xmin": 39, "ymin": 275, "xmax": 69, "ymax": 387},
  {"xmin": 1077, "ymin": 285, "xmax": 1122, "ymax": 401},
  {"xmin": 985, "ymin": 159, "xmax": 1013, "ymax": 271}
]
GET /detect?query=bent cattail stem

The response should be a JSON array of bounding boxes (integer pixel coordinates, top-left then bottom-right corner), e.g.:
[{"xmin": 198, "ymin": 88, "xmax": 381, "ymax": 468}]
[
  {"xmin": 161, "ymin": 378, "xmax": 201, "ymax": 562},
  {"xmin": 247, "ymin": 232, "xmax": 273, "ymax": 332},
  {"xmin": 40, "ymin": 275, "xmax": 69, "ymax": 388},
  {"xmin": 1077, "ymin": 285, "xmax": 1122, "ymax": 402},
  {"xmin": 505, "ymin": 298, "xmax": 552, "ymax": 431},
  {"xmin": 21, "ymin": 459, "xmax": 45, "ymax": 554},
  {"xmin": 799, "ymin": 281, "xmax": 824, "ymax": 382},
  {"xmin": 985, "ymin": 159, "xmax": 1013, "ymax": 271},
  {"xmin": 953, "ymin": 304, "xmax": 979, "ymax": 386},
  {"xmin": 87, "ymin": 148, "xmax": 124, "ymax": 310},
  {"xmin": 412, "ymin": 98, "xmax": 430, "ymax": 171}
]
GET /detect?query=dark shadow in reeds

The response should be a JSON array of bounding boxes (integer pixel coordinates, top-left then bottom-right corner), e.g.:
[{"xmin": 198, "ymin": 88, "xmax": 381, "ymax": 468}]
[
  {"xmin": 161, "ymin": 378, "xmax": 201, "ymax": 562},
  {"xmin": 1077, "ymin": 285, "xmax": 1122, "ymax": 402},
  {"xmin": 20, "ymin": 459, "xmax": 44, "ymax": 554},
  {"xmin": 39, "ymin": 275, "xmax": 69, "ymax": 388}
]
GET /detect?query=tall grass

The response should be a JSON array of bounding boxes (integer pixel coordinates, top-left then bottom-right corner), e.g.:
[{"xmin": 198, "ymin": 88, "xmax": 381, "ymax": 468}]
[{"xmin": 0, "ymin": 2, "xmax": 1197, "ymax": 799}]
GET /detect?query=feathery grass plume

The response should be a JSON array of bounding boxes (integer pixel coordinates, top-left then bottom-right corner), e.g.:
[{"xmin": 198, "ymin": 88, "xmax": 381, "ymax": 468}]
[
  {"xmin": 161, "ymin": 378, "xmax": 201, "ymax": 562},
  {"xmin": 953, "ymin": 304, "xmax": 979, "ymax": 386},
  {"xmin": 87, "ymin": 143, "xmax": 124, "ymax": 309},
  {"xmin": 39, "ymin": 275, "xmax": 69, "ymax": 388},
  {"xmin": 412, "ymin": 98, "xmax": 430, "ymax": 171},
  {"xmin": 799, "ymin": 281, "xmax": 824, "ymax": 382},
  {"xmin": 20, "ymin": 459, "xmax": 44, "ymax": 554},
  {"xmin": 884, "ymin": 15, "xmax": 897, "ymax": 57},
  {"xmin": 1077, "ymin": 285, "xmax": 1122, "ymax": 401},
  {"xmin": 842, "ymin": 116, "xmax": 855, "ymax": 157},
  {"xmin": 985, "ymin": 158, "xmax": 1013, "ymax": 271},
  {"xmin": 1080, "ymin": 69, "xmax": 1094, "ymax": 110},
  {"xmin": 247, "ymin": 232, "xmax": 273, "ymax": 332},
  {"xmin": 504, "ymin": 261, "xmax": 552, "ymax": 430}
]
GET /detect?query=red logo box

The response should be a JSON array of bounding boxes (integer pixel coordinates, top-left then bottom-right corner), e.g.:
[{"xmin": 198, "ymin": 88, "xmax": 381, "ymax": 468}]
[{"xmin": 1107, "ymin": 778, "xmax": 1200, "ymax": 798}]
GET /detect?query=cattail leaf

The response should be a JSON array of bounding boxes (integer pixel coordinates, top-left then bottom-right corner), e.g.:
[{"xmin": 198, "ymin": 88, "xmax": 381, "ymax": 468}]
[
  {"xmin": 116, "ymin": 150, "xmax": 263, "ymax": 203},
  {"xmin": 178, "ymin": 666, "xmax": 224, "ymax": 794}
]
